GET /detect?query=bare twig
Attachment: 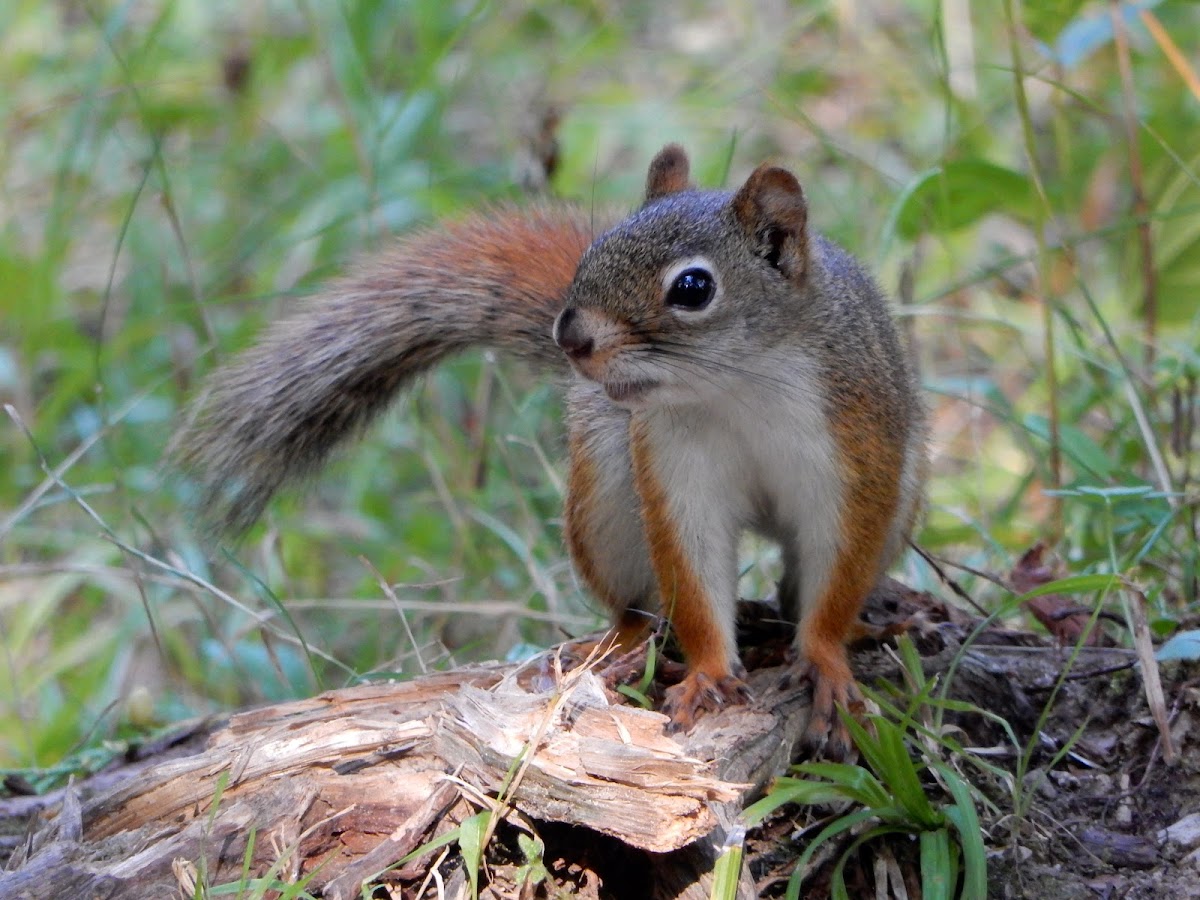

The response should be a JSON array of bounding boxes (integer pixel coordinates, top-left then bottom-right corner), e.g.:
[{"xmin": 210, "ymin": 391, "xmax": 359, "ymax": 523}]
[
  {"xmin": 1139, "ymin": 8, "xmax": 1200, "ymax": 103},
  {"xmin": 910, "ymin": 543, "xmax": 990, "ymax": 617},
  {"xmin": 1125, "ymin": 586, "xmax": 1176, "ymax": 763}
]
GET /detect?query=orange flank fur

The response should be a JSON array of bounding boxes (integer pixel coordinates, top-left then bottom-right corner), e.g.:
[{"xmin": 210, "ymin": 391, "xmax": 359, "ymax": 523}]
[
  {"xmin": 606, "ymin": 609, "xmax": 653, "ymax": 654},
  {"xmin": 628, "ymin": 418, "xmax": 746, "ymax": 729},
  {"xmin": 564, "ymin": 430, "xmax": 624, "ymax": 618},
  {"xmin": 563, "ymin": 430, "xmax": 653, "ymax": 669}
]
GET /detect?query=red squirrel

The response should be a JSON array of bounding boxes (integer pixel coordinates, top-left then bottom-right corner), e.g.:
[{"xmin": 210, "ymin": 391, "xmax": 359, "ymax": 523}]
[{"xmin": 173, "ymin": 145, "xmax": 927, "ymax": 757}]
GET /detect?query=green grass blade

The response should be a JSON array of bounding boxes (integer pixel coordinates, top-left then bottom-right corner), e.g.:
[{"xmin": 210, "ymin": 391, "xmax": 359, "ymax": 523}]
[
  {"xmin": 871, "ymin": 717, "xmax": 939, "ymax": 827},
  {"xmin": 710, "ymin": 827, "xmax": 745, "ymax": 900},
  {"xmin": 459, "ymin": 810, "xmax": 489, "ymax": 899},
  {"xmin": 789, "ymin": 762, "xmax": 891, "ymax": 808},
  {"xmin": 743, "ymin": 773, "xmax": 868, "ymax": 825},
  {"xmin": 933, "ymin": 760, "xmax": 989, "ymax": 900},
  {"xmin": 786, "ymin": 807, "xmax": 878, "ymax": 900},
  {"xmin": 919, "ymin": 828, "xmax": 954, "ymax": 900}
]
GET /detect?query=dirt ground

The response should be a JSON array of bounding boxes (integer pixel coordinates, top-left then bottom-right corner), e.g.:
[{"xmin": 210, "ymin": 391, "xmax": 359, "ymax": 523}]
[
  {"xmin": 752, "ymin": 658, "xmax": 1200, "ymax": 899},
  {"xmin": 742, "ymin": 590, "xmax": 1200, "ymax": 899},
  {"xmin": 739, "ymin": 592, "xmax": 1200, "ymax": 900}
]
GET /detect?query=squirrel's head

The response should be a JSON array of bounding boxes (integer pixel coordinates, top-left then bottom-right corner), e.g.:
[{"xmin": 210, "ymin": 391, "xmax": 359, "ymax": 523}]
[{"xmin": 554, "ymin": 144, "xmax": 816, "ymax": 408}]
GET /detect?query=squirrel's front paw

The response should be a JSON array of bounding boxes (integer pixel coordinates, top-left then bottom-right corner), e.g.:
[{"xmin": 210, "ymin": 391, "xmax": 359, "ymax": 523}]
[
  {"xmin": 661, "ymin": 671, "xmax": 751, "ymax": 733},
  {"xmin": 794, "ymin": 661, "xmax": 865, "ymax": 761},
  {"xmin": 782, "ymin": 657, "xmax": 868, "ymax": 763}
]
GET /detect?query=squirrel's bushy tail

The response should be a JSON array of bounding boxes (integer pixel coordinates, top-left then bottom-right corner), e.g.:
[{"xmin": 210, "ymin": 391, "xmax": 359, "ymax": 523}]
[{"xmin": 171, "ymin": 205, "xmax": 597, "ymax": 536}]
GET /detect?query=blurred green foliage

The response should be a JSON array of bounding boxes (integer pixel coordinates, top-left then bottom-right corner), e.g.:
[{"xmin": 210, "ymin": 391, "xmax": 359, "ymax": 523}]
[{"xmin": 0, "ymin": 0, "xmax": 1196, "ymax": 787}]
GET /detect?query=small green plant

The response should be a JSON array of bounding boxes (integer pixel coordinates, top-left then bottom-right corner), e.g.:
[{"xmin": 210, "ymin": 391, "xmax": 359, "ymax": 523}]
[
  {"xmin": 514, "ymin": 831, "xmax": 551, "ymax": 893},
  {"xmin": 614, "ymin": 629, "xmax": 660, "ymax": 709},
  {"xmin": 743, "ymin": 634, "xmax": 1001, "ymax": 900},
  {"xmin": 197, "ymin": 835, "xmax": 321, "ymax": 900},
  {"xmin": 745, "ymin": 709, "xmax": 988, "ymax": 900}
]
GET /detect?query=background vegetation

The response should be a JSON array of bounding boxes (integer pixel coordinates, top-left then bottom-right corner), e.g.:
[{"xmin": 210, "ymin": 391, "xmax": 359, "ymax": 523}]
[{"xmin": 1, "ymin": 0, "xmax": 1196, "ymax": 791}]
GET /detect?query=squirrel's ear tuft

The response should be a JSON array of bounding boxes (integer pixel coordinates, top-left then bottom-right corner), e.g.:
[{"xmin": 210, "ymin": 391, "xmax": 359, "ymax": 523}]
[
  {"xmin": 644, "ymin": 144, "xmax": 692, "ymax": 203},
  {"xmin": 732, "ymin": 164, "xmax": 809, "ymax": 282}
]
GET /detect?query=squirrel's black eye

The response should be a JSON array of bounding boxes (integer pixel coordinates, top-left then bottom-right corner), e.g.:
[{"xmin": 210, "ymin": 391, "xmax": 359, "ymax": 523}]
[{"xmin": 665, "ymin": 267, "xmax": 716, "ymax": 310}]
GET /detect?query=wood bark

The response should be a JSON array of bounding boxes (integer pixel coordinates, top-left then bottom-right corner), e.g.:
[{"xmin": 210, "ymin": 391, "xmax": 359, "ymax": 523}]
[
  {"xmin": 0, "ymin": 634, "xmax": 817, "ymax": 899},
  {"xmin": 0, "ymin": 584, "xmax": 1146, "ymax": 899}
]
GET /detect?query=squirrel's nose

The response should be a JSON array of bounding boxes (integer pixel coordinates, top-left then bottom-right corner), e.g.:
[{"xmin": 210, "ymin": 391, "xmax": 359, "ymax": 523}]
[{"xmin": 553, "ymin": 308, "xmax": 594, "ymax": 360}]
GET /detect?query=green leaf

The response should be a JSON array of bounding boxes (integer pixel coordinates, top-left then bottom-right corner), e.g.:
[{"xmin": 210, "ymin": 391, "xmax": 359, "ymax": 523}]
[
  {"xmin": 839, "ymin": 714, "xmax": 890, "ymax": 784},
  {"xmin": 792, "ymin": 761, "xmax": 891, "ymax": 808},
  {"xmin": 919, "ymin": 828, "xmax": 954, "ymax": 900},
  {"xmin": 240, "ymin": 826, "xmax": 258, "ymax": 895},
  {"xmin": 1015, "ymin": 573, "xmax": 1119, "ymax": 600},
  {"xmin": 891, "ymin": 161, "xmax": 1036, "ymax": 240},
  {"xmin": 459, "ymin": 811, "xmax": 489, "ymax": 899},
  {"xmin": 1072, "ymin": 484, "xmax": 1155, "ymax": 499},
  {"xmin": 710, "ymin": 830, "xmax": 745, "ymax": 900},
  {"xmin": 615, "ymin": 683, "xmax": 653, "ymax": 708},
  {"xmin": 933, "ymin": 760, "xmax": 989, "ymax": 900},
  {"xmin": 895, "ymin": 634, "xmax": 927, "ymax": 690},
  {"xmin": 639, "ymin": 637, "xmax": 660, "ymax": 694},
  {"xmin": 1023, "ymin": 0, "xmax": 1088, "ymax": 44},
  {"xmin": 1145, "ymin": 151, "xmax": 1200, "ymax": 325},
  {"xmin": 871, "ymin": 718, "xmax": 940, "ymax": 828},
  {"xmin": 515, "ymin": 832, "xmax": 549, "ymax": 889},
  {"xmin": 1023, "ymin": 414, "xmax": 1115, "ymax": 480},
  {"xmin": 742, "ymin": 773, "xmax": 867, "ymax": 824}
]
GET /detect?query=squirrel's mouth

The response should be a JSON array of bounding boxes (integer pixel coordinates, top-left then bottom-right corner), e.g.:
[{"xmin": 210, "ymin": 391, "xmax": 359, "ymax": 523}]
[{"xmin": 602, "ymin": 379, "xmax": 659, "ymax": 405}]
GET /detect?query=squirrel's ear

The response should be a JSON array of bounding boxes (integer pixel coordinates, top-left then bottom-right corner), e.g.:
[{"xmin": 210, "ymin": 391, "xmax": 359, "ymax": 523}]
[
  {"xmin": 644, "ymin": 144, "xmax": 692, "ymax": 203},
  {"xmin": 732, "ymin": 163, "xmax": 809, "ymax": 282}
]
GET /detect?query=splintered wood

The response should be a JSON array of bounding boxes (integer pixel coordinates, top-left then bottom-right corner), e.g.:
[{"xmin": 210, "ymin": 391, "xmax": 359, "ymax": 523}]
[
  {"xmin": 3, "ymin": 643, "xmax": 806, "ymax": 899},
  {"xmin": 3, "ymin": 582, "xmax": 1181, "ymax": 898}
]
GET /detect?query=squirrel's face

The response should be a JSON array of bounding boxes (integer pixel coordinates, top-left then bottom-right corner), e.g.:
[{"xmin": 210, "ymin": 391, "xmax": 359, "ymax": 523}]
[
  {"xmin": 554, "ymin": 197, "xmax": 733, "ymax": 407},
  {"xmin": 553, "ymin": 144, "xmax": 816, "ymax": 409},
  {"xmin": 554, "ymin": 179, "xmax": 815, "ymax": 410}
]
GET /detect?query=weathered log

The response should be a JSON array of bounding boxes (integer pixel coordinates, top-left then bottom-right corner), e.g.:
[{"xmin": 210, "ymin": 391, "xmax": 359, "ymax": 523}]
[
  {"xmin": 0, "ymin": 582, "xmax": 1152, "ymax": 898},
  {"xmin": 0, "ymin": 630, "xmax": 816, "ymax": 899}
]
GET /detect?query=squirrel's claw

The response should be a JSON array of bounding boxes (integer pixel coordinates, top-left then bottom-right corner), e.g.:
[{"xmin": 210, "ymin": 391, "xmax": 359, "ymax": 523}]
[
  {"xmin": 795, "ymin": 661, "xmax": 865, "ymax": 761},
  {"xmin": 779, "ymin": 650, "xmax": 865, "ymax": 760},
  {"xmin": 662, "ymin": 671, "xmax": 752, "ymax": 733}
]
